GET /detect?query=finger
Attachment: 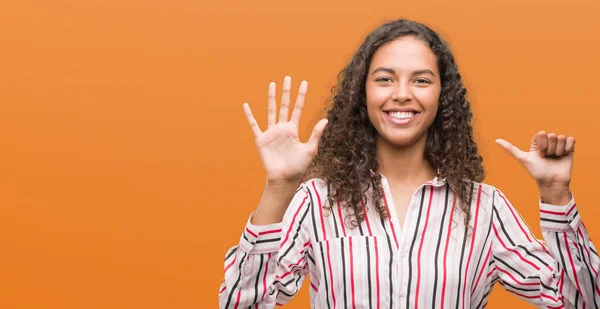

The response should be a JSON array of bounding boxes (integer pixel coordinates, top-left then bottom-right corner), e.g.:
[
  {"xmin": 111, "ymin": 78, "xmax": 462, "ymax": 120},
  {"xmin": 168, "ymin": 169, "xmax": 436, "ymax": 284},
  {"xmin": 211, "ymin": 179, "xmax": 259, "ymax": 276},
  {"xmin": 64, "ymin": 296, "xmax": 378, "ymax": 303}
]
[
  {"xmin": 290, "ymin": 80, "xmax": 308, "ymax": 126},
  {"xmin": 495, "ymin": 138, "xmax": 527, "ymax": 162},
  {"xmin": 307, "ymin": 119, "xmax": 329, "ymax": 155},
  {"xmin": 243, "ymin": 103, "xmax": 262, "ymax": 138},
  {"xmin": 546, "ymin": 133, "xmax": 557, "ymax": 156},
  {"xmin": 532, "ymin": 131, "xmax": 548, "ymax": 157},
  {"xmin": 278, "ymin": 76, "xmax": 292, "ymax": 123},
  {"xmin": 555, "ymin": 135, "xmax": 566, "ymax": 156},
  {"xmin": 267, "ymin": 82, "xmax": 276, "ymax": 128},
  {"xmin": 565, "ymin": 136, "xmax": 576, "ymax": 154}
]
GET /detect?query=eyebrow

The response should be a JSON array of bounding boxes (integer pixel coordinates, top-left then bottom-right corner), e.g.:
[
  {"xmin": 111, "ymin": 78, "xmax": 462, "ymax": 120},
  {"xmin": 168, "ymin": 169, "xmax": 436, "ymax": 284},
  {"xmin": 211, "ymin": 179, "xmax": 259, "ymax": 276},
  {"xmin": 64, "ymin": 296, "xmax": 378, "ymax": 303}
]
[{"xmin": 370, "ymin": 67, "xmax": 436, "ymax": 77}]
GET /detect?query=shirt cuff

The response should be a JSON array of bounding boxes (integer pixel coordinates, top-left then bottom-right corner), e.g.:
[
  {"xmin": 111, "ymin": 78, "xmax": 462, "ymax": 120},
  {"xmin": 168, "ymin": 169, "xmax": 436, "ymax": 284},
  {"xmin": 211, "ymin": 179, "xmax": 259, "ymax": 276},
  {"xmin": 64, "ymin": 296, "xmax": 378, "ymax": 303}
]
[
  {"xmin": 239, "ymin": 212, "xmax": 284, "ymax": 254},
  {"xmin": 539, "ymin": 195, "xmax": 581, "ymax": 232}
]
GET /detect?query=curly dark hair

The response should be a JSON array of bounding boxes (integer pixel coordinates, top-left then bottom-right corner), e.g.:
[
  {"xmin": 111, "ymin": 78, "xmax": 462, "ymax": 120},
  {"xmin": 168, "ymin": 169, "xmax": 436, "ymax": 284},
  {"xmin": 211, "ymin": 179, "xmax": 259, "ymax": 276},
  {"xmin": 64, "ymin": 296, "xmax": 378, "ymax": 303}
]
[{"xmin": 304, "ymin": 19, "xmax": 485, "ymax": 227}]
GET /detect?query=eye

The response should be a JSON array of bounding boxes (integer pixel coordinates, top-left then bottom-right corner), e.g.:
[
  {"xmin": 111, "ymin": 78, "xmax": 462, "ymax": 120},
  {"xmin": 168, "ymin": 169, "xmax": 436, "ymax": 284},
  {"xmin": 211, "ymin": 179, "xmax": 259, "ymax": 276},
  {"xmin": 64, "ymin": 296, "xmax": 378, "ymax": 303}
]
[
  {"xmin": 375, "ymin": 77, "xmax": 393, "ymax": 83},
  {"xmin": 414, "ymin": 78, "xmax": 432, "ymax": 84}
]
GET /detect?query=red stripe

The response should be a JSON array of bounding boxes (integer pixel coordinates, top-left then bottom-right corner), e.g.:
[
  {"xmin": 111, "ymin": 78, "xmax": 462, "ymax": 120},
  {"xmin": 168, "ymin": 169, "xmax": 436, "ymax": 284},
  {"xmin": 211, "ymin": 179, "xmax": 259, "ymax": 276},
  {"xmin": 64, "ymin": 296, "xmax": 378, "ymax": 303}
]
[
  {"xmin": 496, "ymin": 267, "xmax": 540, "ymax": 286},
  {"xmin": 310, "ymin": 281, "xmax": 318, "ymax": 292},
  {"xmin": 374, "ymin": 237, "xmax": 380, "ymax": 309},
  {"xmin": 472, "ymin": 246, "xmax": 492, "ymax": 294},
  {"xmin": 349, "ymin": 237, "xmax": 356, "ymax": 309},
  {"xmin": 259, "ymin": 229, "xmax": 282, "ymax": 235},
  {"xmin": 233, "ymin": 289, "xmax": 241, "ymax": 309},
  {"xmin": 540, "ymin": 209, "xmax": 565, "ymax": 215},
  {"xmin": 337, "ymin": 201, "xmax": 347, "ymax": 237},
  {"xmin": 415, "ymin": 186, "xmax": 434, "ymax": 309},
  {"xmin": 577, "ymin": 228, "xmax": 599, "ymax": 276},
  {"xmin": 225, "ymin": 256, "xmax": 237, "ymax": 273},
  {"xmin": 486, "ymin": 267, "xmax": 495, "ymax": 278},
  {"xmin": 492, "ymin": 224, "xmax": 540, "ymax": 270},
  {"xmin": 381, "ymin": 189, "xmax": 399, "ymax": 249},
  {"xmin": 441, "ymin": 196, "xmax": 457, "ymax": 309},
  {"xmin": 566, "ymin": 203, "xmax": 577, "ymax": 216},
  {"xmin": 462, "ymin": 185, "xmax": 482, "ymax": 309},
  {"xmin": 262, "ymin": 253, "xmax": 271, "ymax": 301},
  {"xmin": 565, "ymin": 234, "xmax": 584, "ymax": 300},
  {"xmin": 219, "ymin": 285, "xmax": 226, "ymax": 293},
  {"xmin": 325, "ymin": 240, "xmax": 337, "ymax": 308},
  {"xmin": 541, "ymin": 293, "xmax": 560, "ymax": 302},
  {"xmin": 245, "ymin": 227, "xmax": 258, "ymax": 238},
  {"xmin": 280, "ymin": 196, "xmax": 308, "ymax": 248},
  {"xmin": 498, "ymin": 192, "xmax": 532, "ymax": 243}
]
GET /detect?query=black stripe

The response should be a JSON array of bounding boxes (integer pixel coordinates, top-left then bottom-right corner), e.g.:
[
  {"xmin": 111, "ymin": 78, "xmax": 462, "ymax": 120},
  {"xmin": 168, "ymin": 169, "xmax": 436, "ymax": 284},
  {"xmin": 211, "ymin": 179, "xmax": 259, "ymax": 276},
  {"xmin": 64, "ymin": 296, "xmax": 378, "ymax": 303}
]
[
  {"xmin": 454, "ymin": 224, "xmax": 469, "ymax": 309},
  {"xmin": 492, "ymin": 203, "xmax": 548, "ymax": 267},
  {"xmin": 494, "ymin": 256, "xmax": 526, "ymax": 279},
  {"xmin": 341, "ymin": 238, "xmax": 348, "ymax": 309},
  {"xmin": 432, "ymin": 184, "xmax": 450, "ymax": 306},
  {"xmin": 358, "ymin": 215, "xmax": 365, "ymax": 236},
  {"xmin": 515, "ymin": 244, "xmax": 549, "ymax": 267},
  {"xmin": 575, "ymin": 235, "xmax": 599, "ymax": 308},
  {"xmin": 471, "ymin": 192, "xmax": 494, "ymax": 289},
  {"xmin": 554, "ymin": 233, "xmax": 569, "ymax": 300},
  {"xmin": 455, "ymin": 183, "xmax": 474, "ymax": 309},
  {"xmin": 252, "ymin": 254, "xmax": 264, "ymax": 305},
  {"xmin": 307, "ymin": 252, "xmax": 315, "ymax": 265},
  {"xmin": 243, "ymin": 234, "xmax": 253, "ymax": 245},
  {"xmin": 331, "ymin": 202, "xmax": 340, "ymax": 238},
  {"xmin": 541, "ymin": 218, "xmax": 570, "ymax": 224},
  {"xmin": 406, "ymin": 187, "xmax": 427, "ymax": 309},
  {"xmin": 224, "ymin": 252, "xmax": 248, "ymax": 309},
  {"xmin": 225, "ymin": 247, "xmax": 238, "ymax": 261},
  {"xmin": 591, "ymin": 247, "xmax": 599, "ymax": 257},
  {"xmin": 319, "ymin": 241, "xmax": 332, "ymax": 309},
  {"xmin": 278, "ymin": 204, "xmax": 310, "ymax": 263},
  {"xmin": 474, "ymin": 276, "xmax": 498, "ymax": 309},
  {"xmin": 380, "ymin": 209, "xmax": 394, "ymax": 309},
  {"xmin": 256, "ymin": 238, "xmax": 281, "ymax": 244},
  {"xmin": 309, "ymin": 188, "xmax": 320, "ymax": 243},
  {"xmin": 502, "ymin": 280, "xmax": 539, "ymax": 292},
  {"xmin": 491, "ymin": 206, "xmax": 515, "ymax": 246}
]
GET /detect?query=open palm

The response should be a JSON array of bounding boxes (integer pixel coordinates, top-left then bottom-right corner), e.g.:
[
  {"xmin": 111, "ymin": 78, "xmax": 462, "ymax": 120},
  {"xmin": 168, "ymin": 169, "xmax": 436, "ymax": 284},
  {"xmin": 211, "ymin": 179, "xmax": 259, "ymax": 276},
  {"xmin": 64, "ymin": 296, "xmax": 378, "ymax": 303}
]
[{"xmin": 243, "ymin": 76, "xmax": 328, "ymax": 184}]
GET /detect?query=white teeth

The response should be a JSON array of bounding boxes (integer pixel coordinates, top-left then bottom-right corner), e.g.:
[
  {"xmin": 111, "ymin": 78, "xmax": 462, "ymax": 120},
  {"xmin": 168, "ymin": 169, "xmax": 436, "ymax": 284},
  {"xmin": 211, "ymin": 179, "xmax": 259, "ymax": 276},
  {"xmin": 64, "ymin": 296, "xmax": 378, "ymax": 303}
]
[{"xmin": 388, "ymin": 111, "xmax": 416, "ymax": 119}]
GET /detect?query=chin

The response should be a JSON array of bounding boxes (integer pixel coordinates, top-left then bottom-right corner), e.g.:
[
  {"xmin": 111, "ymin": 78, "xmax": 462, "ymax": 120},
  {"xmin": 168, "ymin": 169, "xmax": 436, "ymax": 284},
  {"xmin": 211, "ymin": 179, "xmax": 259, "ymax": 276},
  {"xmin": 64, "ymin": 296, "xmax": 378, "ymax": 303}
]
[{"xmin": 379, "ymin": 134, "xmax": 424, "ymax": 148}]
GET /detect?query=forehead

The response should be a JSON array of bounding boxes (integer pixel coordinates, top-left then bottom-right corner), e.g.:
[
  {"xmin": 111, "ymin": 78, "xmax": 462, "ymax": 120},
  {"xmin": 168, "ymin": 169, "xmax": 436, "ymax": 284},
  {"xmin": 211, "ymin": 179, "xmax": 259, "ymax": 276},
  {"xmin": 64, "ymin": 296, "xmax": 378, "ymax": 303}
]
[{"xmin": 369, "ymin": 37, "xmax": 438, "ymax": 72}]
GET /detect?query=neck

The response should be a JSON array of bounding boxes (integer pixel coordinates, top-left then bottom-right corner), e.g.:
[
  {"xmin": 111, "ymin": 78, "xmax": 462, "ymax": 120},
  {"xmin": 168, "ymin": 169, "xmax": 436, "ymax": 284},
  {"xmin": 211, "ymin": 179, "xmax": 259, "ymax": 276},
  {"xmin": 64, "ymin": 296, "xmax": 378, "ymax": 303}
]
[{"xmin": 375, "ymin": 136, "xmax": 436, "ymax": 187}]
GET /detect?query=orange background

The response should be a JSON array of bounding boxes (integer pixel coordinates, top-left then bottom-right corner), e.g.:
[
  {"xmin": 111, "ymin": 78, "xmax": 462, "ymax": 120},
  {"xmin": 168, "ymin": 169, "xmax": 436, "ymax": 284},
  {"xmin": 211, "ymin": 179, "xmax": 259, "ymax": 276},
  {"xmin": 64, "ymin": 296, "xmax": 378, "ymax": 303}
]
[{"xmin": 1, "ymin": 0, "xmax": 599, "ymax": 308}]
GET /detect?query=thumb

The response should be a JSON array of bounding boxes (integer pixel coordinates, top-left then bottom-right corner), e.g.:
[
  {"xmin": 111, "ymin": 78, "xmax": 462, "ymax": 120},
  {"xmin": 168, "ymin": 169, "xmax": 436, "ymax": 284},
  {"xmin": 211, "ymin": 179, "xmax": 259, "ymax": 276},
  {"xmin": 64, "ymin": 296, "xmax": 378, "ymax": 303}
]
[
  {"xmin": 495, "ymin": 138, "xmax": 527, "ymax": 162},
  {"xmin": 307, "ymin": 119, "xmax": 328, "ymax": 154}
]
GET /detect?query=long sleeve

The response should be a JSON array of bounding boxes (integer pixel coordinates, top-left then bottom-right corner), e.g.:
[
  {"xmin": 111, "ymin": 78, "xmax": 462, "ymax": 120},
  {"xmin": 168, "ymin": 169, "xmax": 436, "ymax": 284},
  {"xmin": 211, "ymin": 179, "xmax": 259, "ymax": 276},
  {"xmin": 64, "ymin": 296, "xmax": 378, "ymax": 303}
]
[
  {"xmin": 218, "ymin": 184, "xmax": 313, "ymax": 309},
  {"xmin": 491, "ymin": 189, "xmax": 600, "ymax": 308}
]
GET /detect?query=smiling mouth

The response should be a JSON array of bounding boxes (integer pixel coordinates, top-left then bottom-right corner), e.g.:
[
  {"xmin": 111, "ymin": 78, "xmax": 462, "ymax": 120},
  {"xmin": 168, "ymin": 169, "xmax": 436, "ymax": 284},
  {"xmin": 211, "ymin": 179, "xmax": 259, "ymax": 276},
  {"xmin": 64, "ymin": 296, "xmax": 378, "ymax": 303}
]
[{"xmin": 386, "ymin": 111, "xmax": 418, "ymax": 120}]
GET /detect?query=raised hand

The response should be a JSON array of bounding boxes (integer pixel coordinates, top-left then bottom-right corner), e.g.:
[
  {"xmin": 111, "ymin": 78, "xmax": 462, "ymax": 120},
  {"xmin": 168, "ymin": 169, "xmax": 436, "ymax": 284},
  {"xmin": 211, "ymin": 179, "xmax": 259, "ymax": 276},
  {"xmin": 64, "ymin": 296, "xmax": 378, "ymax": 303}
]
[
  {"xmin": 243, "ymin": 76, "xmax": 328, "ymax": 186},
  {"xmin": 496, "ymin": 131, "xmax": 575, "ymax": 205}
]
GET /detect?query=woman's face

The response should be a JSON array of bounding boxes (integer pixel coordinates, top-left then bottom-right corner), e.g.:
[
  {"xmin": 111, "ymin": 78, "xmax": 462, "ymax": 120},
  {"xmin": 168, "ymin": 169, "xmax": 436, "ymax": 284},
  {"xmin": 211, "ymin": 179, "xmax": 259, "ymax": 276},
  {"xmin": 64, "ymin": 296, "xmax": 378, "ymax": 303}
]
[{"xmin": 365, "ymin": 36, "xmax": 442, "ymax": 150}]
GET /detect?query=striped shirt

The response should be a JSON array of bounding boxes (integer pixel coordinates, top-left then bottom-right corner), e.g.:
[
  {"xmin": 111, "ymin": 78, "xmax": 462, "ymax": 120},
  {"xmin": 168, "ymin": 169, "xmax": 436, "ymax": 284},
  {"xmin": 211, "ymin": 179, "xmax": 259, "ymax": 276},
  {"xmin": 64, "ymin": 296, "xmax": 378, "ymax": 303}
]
[{"xmin": 219, "ymin": 176, "xmax": 600, "ymax": 308}]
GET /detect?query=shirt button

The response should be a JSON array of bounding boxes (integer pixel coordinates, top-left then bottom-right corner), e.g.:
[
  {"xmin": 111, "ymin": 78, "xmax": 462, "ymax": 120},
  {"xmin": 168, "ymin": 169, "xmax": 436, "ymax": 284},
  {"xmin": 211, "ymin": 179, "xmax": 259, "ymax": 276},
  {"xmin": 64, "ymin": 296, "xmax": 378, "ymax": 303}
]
[{"xmin": 399, "ymin": 291, "xmax": 406, "ymax": 298}]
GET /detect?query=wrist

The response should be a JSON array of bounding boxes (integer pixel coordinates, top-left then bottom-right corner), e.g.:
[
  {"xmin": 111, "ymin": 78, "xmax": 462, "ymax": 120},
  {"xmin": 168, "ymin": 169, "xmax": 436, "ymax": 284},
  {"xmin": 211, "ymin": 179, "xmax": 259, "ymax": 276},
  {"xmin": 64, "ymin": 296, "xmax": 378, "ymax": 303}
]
[{"xmin": 538, "ymin": 182, "xmax": 571, "ymax": 205}]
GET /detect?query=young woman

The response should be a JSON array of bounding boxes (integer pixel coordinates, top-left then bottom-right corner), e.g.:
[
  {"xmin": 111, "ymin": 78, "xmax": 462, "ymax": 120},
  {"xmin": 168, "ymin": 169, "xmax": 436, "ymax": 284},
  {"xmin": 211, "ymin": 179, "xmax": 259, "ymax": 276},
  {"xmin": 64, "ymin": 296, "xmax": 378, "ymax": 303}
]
[{"xmin": 218, "ymin": 19, "xmax": 599, "ymax": 308}]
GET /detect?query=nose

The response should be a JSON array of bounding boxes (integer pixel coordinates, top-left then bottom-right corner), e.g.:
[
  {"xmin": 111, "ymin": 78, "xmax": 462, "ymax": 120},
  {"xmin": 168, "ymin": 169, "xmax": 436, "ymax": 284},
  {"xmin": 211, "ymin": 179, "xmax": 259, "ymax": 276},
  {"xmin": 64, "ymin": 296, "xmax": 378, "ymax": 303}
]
[{"xmin": 391, "ymin": 82, "xmax": 413, "ymax": 103}]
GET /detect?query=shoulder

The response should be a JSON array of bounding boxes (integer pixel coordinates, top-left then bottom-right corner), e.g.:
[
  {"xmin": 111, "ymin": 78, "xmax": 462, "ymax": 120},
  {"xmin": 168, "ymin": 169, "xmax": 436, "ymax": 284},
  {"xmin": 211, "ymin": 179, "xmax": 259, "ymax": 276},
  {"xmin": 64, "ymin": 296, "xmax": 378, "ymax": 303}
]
[{"xmin": 300, "ymin": 178, "xmax": 329, "ymax": 201}]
